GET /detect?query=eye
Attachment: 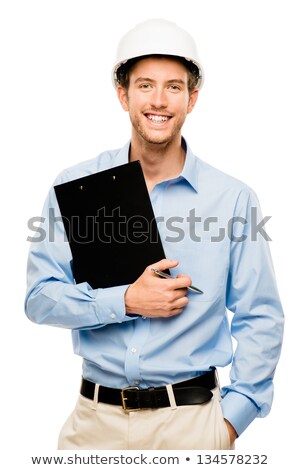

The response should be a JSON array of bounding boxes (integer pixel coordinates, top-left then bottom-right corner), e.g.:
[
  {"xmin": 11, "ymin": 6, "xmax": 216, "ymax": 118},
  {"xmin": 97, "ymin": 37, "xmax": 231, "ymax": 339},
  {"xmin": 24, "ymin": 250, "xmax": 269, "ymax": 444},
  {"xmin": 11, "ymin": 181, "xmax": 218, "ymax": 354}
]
[
  {"xmin": 168, "ymin": 85, "xmax": 181, "ymax": 92},
  {"xmin": 139, "ymin": 83, "xmax": 152, "ymax": 90}
]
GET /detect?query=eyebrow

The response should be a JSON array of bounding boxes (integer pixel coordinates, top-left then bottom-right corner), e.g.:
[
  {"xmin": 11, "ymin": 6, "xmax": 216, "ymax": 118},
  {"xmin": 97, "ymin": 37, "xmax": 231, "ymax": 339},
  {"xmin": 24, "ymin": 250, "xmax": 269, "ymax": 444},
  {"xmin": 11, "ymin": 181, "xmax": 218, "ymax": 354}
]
[{"xmin": 134, "ymin": 77, "xmax": 186, "ymax": 85}]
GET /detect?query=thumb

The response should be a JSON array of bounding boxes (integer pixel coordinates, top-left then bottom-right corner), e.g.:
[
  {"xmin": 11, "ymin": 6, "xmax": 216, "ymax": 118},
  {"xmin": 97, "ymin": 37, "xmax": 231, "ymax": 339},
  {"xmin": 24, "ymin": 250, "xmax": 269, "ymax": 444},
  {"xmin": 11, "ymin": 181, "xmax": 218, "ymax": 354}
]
[{"xmin": 150, "ymin": 258, "xmax": 179, "ymax": 272}]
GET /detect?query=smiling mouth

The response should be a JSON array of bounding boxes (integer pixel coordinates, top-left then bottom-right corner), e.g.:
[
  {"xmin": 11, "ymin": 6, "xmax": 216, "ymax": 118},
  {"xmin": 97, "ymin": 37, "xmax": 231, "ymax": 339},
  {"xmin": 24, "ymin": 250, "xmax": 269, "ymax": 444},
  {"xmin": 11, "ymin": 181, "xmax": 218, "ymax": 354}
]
[{"xmin": 145, "ymin": 114, "xmax": 171, "ymax": 123}]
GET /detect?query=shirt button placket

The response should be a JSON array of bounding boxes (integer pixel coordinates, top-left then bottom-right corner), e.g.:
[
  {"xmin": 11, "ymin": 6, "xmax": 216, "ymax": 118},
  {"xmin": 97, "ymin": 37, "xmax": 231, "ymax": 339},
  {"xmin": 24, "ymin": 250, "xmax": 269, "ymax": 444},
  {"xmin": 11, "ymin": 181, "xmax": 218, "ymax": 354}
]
[{"xmin": 124, "ymin": 319, "xmax": 150, "ymax": 386}]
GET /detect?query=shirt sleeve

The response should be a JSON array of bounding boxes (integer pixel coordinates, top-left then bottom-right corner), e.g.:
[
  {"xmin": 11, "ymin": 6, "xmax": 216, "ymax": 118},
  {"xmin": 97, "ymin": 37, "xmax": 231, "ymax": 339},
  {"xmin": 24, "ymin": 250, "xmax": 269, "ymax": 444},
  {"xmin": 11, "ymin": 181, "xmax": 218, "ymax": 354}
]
[
  {"xmin": 25, "ymin": 180, "xmax": 137, "ymax": 330},
  {"xmin": 221, "ymin": 187, "xmax": 284, "ymax": 436}
]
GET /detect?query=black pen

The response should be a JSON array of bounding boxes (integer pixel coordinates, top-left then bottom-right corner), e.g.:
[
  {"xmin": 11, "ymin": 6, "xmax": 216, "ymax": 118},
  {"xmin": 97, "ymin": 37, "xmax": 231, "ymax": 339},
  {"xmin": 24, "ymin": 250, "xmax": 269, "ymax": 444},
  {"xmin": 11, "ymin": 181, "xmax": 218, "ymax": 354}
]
[{"xmin": 151, "ymin": 268, "xmax": 204, "ymax": 294}]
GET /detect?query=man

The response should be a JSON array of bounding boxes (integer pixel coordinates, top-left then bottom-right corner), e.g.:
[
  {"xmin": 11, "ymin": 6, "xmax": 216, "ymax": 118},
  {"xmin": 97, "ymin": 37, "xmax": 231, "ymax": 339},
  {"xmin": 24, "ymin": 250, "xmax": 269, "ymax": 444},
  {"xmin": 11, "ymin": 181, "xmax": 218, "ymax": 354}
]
[{"xmin": 25, "ymin": 19, "xmax": 284, "ymax": 450}]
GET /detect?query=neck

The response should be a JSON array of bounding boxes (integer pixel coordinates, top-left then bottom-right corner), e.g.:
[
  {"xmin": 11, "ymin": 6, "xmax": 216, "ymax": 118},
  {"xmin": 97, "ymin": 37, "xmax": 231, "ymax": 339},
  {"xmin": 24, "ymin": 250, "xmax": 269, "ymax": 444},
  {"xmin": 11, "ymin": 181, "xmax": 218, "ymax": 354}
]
[{"xmin": 129, "ymin": 135, "xmax": 185, "ymax": 192}]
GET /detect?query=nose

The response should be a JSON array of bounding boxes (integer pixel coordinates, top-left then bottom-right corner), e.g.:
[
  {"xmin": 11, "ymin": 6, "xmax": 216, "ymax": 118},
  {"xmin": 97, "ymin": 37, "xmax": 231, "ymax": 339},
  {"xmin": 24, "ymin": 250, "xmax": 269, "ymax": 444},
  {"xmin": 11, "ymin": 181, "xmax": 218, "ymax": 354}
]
[{"xmin": 150, "ymin": 86, "xmax": 168, "ymax": 109}]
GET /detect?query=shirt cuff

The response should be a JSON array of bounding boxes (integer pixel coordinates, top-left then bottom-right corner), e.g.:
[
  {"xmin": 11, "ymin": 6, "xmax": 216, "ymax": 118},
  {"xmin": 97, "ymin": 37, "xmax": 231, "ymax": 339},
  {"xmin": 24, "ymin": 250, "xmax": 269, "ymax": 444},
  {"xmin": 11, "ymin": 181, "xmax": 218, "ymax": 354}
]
[
  {"xmin": 221, "ymin": 390, "xmax": 259, "ymax": 436},
  {"xmin": 94, "ymin": 285, "xmax": 135, "ymax": 325}
]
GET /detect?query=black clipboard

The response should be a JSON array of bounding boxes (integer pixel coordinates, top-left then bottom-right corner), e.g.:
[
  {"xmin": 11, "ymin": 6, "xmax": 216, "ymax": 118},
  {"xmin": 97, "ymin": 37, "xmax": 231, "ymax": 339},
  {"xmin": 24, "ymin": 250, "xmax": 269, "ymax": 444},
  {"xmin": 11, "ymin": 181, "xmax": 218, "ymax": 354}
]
[{"xmin": 54, "ymin": 161, "xmax": 168, "ymax": 289}]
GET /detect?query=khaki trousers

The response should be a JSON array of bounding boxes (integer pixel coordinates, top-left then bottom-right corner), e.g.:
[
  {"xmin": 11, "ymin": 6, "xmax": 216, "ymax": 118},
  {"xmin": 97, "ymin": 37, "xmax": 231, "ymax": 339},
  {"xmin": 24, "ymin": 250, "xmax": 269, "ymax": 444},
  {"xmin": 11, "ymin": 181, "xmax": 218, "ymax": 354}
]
[{"xmin": 58, "ymin": 387, "xmax": 231, "ymax": 450}]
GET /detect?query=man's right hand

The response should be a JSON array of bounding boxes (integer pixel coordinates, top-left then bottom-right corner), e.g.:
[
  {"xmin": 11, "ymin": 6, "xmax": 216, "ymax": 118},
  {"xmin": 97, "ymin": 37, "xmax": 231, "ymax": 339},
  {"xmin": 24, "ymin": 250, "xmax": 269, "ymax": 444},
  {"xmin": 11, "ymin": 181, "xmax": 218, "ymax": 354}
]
[{"xmin": 125, "ymin": 259, "xmax": 192, "ymax": 318}]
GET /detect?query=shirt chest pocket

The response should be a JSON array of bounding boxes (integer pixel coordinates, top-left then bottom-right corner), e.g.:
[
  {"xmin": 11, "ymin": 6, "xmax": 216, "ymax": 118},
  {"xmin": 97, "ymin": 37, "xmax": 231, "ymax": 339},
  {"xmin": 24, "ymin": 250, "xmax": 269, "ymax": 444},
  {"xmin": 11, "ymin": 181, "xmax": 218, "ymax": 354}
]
[{"xmin": 176, "ymin": 238, "xmax": 229, "ymax": 303}]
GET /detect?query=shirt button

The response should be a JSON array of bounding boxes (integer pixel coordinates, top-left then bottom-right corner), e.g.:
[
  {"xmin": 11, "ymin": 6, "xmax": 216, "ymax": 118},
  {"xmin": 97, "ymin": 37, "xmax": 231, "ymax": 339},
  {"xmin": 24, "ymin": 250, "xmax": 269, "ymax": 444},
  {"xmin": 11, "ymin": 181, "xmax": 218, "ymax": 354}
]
[
  {"xmin": 110, "ymin": 313, "xmax": 116, "ymax": 319},
  {"xmin": 134, "ymin": 380, "xmax": 140, "ymax": 385},
  {"xmin": 131, "ymin": 347, "xmax": 137, "ymax": 353}
]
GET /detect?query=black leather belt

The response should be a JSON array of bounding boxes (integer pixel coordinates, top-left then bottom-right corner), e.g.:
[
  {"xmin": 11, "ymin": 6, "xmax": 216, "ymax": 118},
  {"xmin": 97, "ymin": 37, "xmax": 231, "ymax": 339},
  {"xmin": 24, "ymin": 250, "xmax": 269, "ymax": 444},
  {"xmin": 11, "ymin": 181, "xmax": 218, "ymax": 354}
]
[{"xmin": 80, "ymin": 369, "xmax": 217, "ymax": 412}]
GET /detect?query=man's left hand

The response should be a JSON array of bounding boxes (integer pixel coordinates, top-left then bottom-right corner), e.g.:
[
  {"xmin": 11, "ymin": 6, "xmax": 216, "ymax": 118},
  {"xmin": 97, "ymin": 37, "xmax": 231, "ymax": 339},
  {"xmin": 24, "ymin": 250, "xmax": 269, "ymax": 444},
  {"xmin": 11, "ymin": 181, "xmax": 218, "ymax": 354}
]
[{"xmin": 224, "ymin": 419, "xmax": 237, "ymax": 447}]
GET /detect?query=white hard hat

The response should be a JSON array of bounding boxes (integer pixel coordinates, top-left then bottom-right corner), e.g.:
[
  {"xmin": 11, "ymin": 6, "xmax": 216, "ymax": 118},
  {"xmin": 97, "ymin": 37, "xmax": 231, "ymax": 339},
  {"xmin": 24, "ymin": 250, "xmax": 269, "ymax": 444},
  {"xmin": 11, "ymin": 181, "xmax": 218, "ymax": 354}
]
[{"xmin": 112, "ymin": 18, "xmax": 204, "ymax": 90}]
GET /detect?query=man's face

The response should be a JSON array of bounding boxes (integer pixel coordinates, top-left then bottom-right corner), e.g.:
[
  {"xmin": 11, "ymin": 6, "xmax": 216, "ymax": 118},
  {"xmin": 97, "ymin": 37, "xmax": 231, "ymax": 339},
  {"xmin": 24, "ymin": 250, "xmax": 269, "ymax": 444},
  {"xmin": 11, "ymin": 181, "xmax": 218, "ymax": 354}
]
[{"xmin": 117, "ymin": 57, "xmax": 198, "ymax": 146}]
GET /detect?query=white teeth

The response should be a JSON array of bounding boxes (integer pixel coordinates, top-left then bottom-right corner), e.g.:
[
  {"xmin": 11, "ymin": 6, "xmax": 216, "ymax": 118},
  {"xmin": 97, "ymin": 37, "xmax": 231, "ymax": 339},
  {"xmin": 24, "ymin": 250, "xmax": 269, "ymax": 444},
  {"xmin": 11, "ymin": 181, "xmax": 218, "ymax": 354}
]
[{"xmin": 147, "ymin": 115, "xmax": 169, "ymax": 122}]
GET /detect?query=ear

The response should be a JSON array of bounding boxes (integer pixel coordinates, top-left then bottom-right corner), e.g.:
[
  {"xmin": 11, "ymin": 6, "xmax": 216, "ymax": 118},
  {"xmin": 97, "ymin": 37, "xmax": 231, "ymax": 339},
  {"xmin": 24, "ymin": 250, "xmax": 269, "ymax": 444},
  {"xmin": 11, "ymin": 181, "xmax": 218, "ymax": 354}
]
[
  {"xmin": 117, "ymin": 85, "xmax": 129, "ymax": 112},
  {"xmin": 187, "ymin": 88, "xmax": 199, "ymax": 114}
]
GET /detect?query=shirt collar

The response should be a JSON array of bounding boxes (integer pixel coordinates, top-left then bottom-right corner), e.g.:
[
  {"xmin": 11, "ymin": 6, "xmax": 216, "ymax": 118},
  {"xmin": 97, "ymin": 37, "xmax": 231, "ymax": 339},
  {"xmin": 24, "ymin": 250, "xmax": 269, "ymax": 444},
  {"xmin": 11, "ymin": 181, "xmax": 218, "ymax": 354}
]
[
  {"xmin": 114, "ymin": 138, "xmax": 199, "ymax": 193},
  {"xmin": 178, "ymin": 138, "xmax": 199, "ymax": 193},
  {"xmin": 114, "ymin": 140, "xmax": 131, "ymax": 166}
]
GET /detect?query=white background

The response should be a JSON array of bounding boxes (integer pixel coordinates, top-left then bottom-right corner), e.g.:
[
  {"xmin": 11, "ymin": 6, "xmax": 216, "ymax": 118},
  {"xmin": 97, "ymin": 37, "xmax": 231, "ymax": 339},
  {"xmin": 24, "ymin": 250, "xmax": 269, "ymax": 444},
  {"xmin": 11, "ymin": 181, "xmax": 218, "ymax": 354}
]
[{"xmin": 1, "ymin": 0, "xmax": 299, "ymax": 467}]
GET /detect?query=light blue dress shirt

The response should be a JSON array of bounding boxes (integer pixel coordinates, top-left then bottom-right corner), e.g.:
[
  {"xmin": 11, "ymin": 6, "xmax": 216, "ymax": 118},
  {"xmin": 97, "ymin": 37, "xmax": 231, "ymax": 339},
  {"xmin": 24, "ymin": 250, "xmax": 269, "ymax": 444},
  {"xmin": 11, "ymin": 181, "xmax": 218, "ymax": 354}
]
[{"xmin": 25, "ymin": 139, "xmax": 284, "ymax": 436}]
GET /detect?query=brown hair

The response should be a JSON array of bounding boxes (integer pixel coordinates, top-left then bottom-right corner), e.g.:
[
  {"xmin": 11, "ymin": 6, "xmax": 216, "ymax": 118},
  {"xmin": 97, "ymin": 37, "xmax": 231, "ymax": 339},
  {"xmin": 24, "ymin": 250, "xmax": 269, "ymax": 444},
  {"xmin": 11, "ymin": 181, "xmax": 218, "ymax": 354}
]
[{"xmin": 116, "ymin": 54, "xmax": 199, "ymax": 93}]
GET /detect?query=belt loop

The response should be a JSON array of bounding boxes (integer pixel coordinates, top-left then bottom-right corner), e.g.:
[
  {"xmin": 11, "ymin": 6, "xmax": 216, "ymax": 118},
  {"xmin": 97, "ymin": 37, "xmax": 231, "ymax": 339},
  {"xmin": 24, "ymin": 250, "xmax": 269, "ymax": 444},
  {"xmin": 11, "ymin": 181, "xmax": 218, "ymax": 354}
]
[
  {"xmin": 214, "ymin": 368, "xmax": 222, "ymax": 402},
  {"xmin": 166, "ymin": 384, "xmax": 177, "ymax": 410},
  {"xmin": 90, "ymin": 383, "xmax": 100, "ymax": 410},
  {"xmin": 215, "ymin": 368, "xmax": 220, "ymax": 390}
]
